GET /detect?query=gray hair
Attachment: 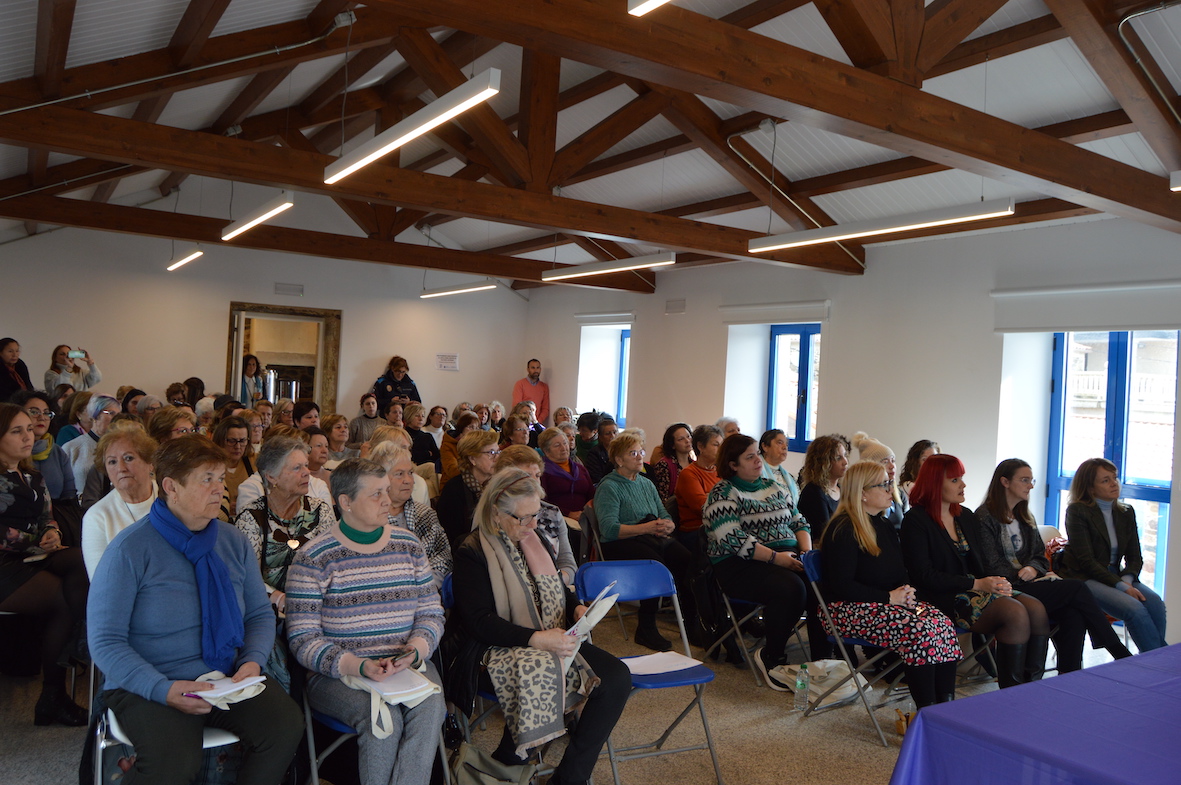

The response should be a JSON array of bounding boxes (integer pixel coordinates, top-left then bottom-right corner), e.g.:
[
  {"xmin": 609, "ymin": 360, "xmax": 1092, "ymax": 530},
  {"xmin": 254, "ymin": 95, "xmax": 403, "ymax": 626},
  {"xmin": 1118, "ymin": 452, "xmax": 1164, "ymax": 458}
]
[
  {"xmin": 86, "ymin": 395, "xmax": 118, "ymax": 420},
  {"xmin": 135, "ymin": 394, "xmax": 163, "ymax": 417},
  {"xmin": 330, "ymin": 457, "xmax": 388, "ymax": 504},
  {"xmin": 368, "ymin": 441, "xmax": 412, "ymax": 472},
  {"xmin": 473, "ymin": 467, "xmax": 544, "ymax": 537},
  {"xmin": 256, "ymin": 435, "xmax": 308, "ymax": 483},
  {"xmin": 716, "ymin": 416, "xmax": 738, "ymax": 430},
  {"xmin": 195, "ymin": 395, "xmax": 217, "ymax": 419}
]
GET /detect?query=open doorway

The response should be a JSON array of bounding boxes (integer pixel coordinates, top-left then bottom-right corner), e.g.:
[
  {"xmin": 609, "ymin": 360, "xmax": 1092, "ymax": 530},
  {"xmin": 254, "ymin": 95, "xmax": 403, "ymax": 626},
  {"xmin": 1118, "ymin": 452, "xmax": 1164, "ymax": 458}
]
[{"xmin": 226, "ymin": 302, "xmax": 341, "ymax": 413}]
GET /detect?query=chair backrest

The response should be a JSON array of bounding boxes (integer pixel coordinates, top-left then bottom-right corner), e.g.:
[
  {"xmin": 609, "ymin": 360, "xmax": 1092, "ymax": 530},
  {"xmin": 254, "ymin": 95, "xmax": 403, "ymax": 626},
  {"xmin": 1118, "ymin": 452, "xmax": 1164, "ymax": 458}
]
[
  {"xmin": 801, "ymin": 550, "xmax": 823, "ymax": 585},
  {"xmin": 1038, "ymin": 525, "xmax": 1063, "ymax": 543},
  {"xmin": 663, "ymin": 494, "xmax": 680, "ymax": 524},
  {"xmin": 440, "ymin": 573, "xmax": 454, "ymax": 610},
  {"xmin": 575, "ymin": 559, "xmax": 676, "ymax": 604},
  {"xmin": 581, "ymin": 501, "xmax": 602, "ymax": 561}
]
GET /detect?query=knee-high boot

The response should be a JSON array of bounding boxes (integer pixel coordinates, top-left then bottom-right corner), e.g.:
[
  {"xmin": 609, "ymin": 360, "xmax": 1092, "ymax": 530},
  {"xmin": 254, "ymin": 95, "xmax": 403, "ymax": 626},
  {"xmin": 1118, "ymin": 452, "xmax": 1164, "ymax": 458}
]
[
  {"xmin": 995, "ymin": 642, "xmax": 1027, "ymax": 689},
  {"xmin": 1024, "ymin": 635, "xmax": 1049, "ymax": 682}
]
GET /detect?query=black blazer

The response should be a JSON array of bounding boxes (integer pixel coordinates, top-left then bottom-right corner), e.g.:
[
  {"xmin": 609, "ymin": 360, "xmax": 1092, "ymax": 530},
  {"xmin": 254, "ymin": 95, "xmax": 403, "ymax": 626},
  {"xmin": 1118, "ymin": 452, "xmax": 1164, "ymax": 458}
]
[
  {"xmin": 899, "ymin": 505, "xmax": 986, "ymax": 619},
  {"xmin": 1058, "ymin": 501, "xmax": 1143, "ymax": 587},
  {"xmin": 971, "ymin": 505, "xmax": 1049, "ymax": 583}
]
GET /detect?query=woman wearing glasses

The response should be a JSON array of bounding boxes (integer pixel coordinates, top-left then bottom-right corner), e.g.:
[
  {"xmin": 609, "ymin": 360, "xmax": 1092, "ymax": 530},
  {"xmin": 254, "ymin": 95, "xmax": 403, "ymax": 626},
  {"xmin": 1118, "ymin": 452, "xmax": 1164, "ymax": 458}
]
[
  {"xmin": 973, "ymin": 459, "xmax": 1133, "ymax": 674},
  {"xmin": 146, "ymin": 405, "xmax": 198, "ymax": 445},
  {"xmin": 61, "ymin": 395, "xmax": 119, "ymax": 494},
  {"xmin": 437, "ymin": 429, "xmax": 501, "ymax": 553},
  {"xmin": 10, "ymin": 391, "xmax": 76, "ymax": 525},
  {"xmin": 212, "ymin": 416, "xmax": 254, "ymax": 520},
  {"xmin": 593, "ymin": 431, "xmax": 695, "ymax": 651}
]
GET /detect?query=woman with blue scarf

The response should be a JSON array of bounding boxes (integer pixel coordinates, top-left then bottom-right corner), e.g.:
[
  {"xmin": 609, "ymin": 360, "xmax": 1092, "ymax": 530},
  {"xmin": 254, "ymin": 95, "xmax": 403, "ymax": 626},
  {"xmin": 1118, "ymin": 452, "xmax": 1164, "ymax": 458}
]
[{"xmin": 88, "ymin": 435, "xmax": 302, "ymax": 785}]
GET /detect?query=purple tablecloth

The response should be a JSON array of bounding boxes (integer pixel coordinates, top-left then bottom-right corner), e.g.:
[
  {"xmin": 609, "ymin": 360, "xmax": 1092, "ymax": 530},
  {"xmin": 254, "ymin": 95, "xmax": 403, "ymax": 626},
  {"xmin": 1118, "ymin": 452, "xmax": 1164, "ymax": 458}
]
[{"xmin": 891, "ymin": 644, "xmax": 1181, "ymax": 785}]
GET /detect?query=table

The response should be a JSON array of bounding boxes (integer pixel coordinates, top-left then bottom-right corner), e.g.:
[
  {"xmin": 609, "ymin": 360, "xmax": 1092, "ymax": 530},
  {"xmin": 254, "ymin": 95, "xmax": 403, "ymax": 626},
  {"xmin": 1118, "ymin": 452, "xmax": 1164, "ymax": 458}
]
[{"xmin": 890, "ymin": 644, "xmax": 1181, "ymax": 785}]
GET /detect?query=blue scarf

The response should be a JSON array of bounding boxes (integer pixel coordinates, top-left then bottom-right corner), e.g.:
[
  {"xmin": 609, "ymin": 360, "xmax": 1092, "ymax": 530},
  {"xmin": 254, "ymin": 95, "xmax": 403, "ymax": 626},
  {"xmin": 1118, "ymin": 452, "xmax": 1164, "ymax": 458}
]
[{"xmin": 149, "ymin": 497, "xmax": 244, "ymax": 673}]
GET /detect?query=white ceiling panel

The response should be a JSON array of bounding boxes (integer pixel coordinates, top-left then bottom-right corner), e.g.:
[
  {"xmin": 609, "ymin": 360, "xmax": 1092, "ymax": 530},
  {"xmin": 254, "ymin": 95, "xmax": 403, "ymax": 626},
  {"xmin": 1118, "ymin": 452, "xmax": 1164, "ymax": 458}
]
[
  {"xmin": 752, "ymin": 4, "xmax": 853, "ymax": 66},
  {"xmin": 556, "ymin": 85, "xmax": 638, "ymax": 150},
  {"xmin": 157, "ymin": 77, "xmax": 253, "ymax": 130},
  {"xmin": 743, "ymin": 121, "xmax": 905, "ymax": 182},
  {"xmin": 1131, "ymin": 4, "xmax": 1181, "ymax": 96},
  {"xmin": 562, "ymin": 148, "xmax": 737, "ymax": 213},
  {"xmin": 0, "ymin": 2, "xmax": 37, "ymax": 82},
  {"xmin": 1078, "ymin": 132, "xmax": 1167, "ymax": 176},
  {"xmin": 594, "ymin": 113, "xmax": 682, "ymax": 161},
  {"xmin": 211, "ymin": 0, "xmax": 320, "ymax": 38},
  {"xmin": 966, "ymin": 0, "xmax": 1052, "ymax": 42},
  {"xmin": 66, "ymin": 0, "xmax": 185, "ymax": 70}
]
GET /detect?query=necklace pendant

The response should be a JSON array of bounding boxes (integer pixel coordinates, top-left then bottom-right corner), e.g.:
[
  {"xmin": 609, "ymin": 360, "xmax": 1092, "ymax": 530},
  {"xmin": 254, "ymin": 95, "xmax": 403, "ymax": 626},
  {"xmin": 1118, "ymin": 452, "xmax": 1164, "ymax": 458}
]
[{"xmin": 287, "ymin": 539, "xmax": 301, "ymax": 550}]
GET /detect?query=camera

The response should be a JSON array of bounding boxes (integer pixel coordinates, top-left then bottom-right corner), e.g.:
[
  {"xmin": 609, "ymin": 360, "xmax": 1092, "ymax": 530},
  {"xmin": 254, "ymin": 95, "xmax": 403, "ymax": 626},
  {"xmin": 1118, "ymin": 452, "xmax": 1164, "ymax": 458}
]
[{"xmin": 67, "ymin": 350, "xmax": 86, "ymax": 359}]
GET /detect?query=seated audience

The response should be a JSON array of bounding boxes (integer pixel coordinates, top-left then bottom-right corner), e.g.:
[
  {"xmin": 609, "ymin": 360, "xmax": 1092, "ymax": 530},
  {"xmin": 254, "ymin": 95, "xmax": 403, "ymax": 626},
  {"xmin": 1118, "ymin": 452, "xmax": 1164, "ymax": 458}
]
[
  {"xmin": 366, "ymin": 425, "xmax": 431, "ymax": 508},
  {"xmin": 234, "ymin": 435, "xmax": 336, "ymax": 615},
  {"xmin": 0, "ymin": 403, "xmax": 89, "ymax": 726},
  {"xmin": 236, "ymin": 427, "xmax": 332, "ymax": 511},
  {"xmin": 499, "ymin": 414, "xmax": 531, "ymax": 449},
  {"xmin": 56, "ymin": 390, "xmax": 93, "ymax": 445},
  {"xmin": 674, "ymin": 424, "xmax": 723, "ymax": 550},
  {"xmin": 62, "ymin": 394, "xmax": 119, "ymax": 493},
  {"xmin": 304, "ymin": 426, "xmax": 333, "ymax": 486},
  {"xmin": 1058, "ymin": 457, "xmax": 1168, "ymax": 652},
  {"xmin": 497, "ymin": 444, "xmax": 577, "ymax": 586},
  {"xmin": 574, "ymin": 411, "xmax": 600, "ymax": 462},
  {"xmin": 473, "ymin": 402, "xmax": 492, "ymax": 431},
  {"xmin": 183, "ymin": 377, "xmax": 205, "ymax": 409},
  {"xmin": 424, "ymin": 405, "xmax": 448, "ymax": 445},
  {"xmin": 449, "ymin": 402, "xmax": 474, "ymax": 429},
  {"xmin": 797, "ymin": 433, "xmax": 850, "ymax": 543},
  {"xmin": 121, "ymin": 388, "xmax": 147, "ymax": 415},
  {"xmin": 899, "ymin": 439, "xmax": 939, "ymax": 497},
  {"xmin": 973, "ymin": 458, "xmax": 1133, "ymax": 671},
  {"xmin": 649, "ymin": 422, "xmax": 693, "ymax": 502},
  {"xmin": 253, "ymin": 399, "xmax": 274, "ymax": 430},
  {"xmin": 552, "ymin": 406, "xmax": 575, "ymax": 428},
  {"xmin": 901, "ymin": 453, "xmax": 1047, "ymax": 688},
  {"xmin": 819, "ymin": 461, "xmax": 961, "ymax": 708},
  {"xmin": 89, "ymin": 435, "xmax": 303, "ymax": 780},
  {"xmin": 274, "ymin": 398, "xmax": 295, "ymax": 427},
  {"xmin": 440, "ymin": 412, "xmax": 481, "ymax": 486},
  {"xmin": 212, "ymin": 416, "xmax": 253, "ymax": 520},
  {"xmin": 403, "ymin": 403, "xmax": 441, "ymax": 468},
  {"xmin": 539, "ymin": 427, "xmax": 594, "ymax": 520},
  {"xmin": 444, "ymin": 468, "xmax": 630, "ymax": 783},
  {"xmin": 287, "ymin": 459, "xmax": 443, "ymax": 785},
  {"xmin": 487, "ymin": 400, "xmax": 505, "ymax": 432},
  {"xmin": 48, "ymin": 383, "xmax": 75, "ymax": 438},
  {"xmin": 10, "ymin": 391, "xmax": 78, "ymax": 541},
  {"xmin": 239, "ymin": 408, "xmax": 264, "ymax": 456},
  {"xmin": 852, "ymin": 432, "xmax": 906, "ymax": 528},
  {"xmin": 437, "ymin": 429, "xmax": 500, "ymax": 553},
  {"xmin": 146, "ymin": 404, "xmax": 198, "ymax": 445},
  {"xmin": 82, "ymin": 426, "xmax": 160, "ymax": 578},
  {"xmin": 322, "ymin": 413, "xmax": 358, "ymax": 466},
  {"xmin": 347, "ymin": 392, "xmax": 382, "ymax": 447},
  {"xmin": 135, "ymin": 394, "xmax": 164, "ymax": 425},
  {"xmin": 758, "ymin": 428, "xmax": 797, "ymax": 500},
  {"xmin": 293, "ymin": 400, "xmax": 321, "ymax": 429},
  {"xmin": 582, "ymin": 416, "xmax": 617, "ymax": 486},
  {"xmin": 593, "ymin": 430, "xmax": 695, "ymax": 651},
  {"xmin": 369, "ymin": 442, "xmax": 452, "ymax": 589},
  {"xmin": 716, "ymin": 416, "xmax": 740, "ymax": 438}
]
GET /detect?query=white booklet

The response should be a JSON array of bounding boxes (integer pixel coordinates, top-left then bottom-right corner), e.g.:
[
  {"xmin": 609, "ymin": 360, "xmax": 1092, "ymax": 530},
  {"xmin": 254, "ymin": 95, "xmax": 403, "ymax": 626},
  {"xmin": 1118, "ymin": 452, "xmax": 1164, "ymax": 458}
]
[
  {"xmin": 358, "ymin": 666, "xmax": 437, "ymax": 699},
  {"xmin": 193, "ymin": 675, "xmax": 266, "ymax": 700},
  {"xmin": 561, "ymin": 581, "xmax": 619, "ymax": 673},
  {"xmin": 623, "ymin": 651, "xmax": 702, "ymax": 675}
]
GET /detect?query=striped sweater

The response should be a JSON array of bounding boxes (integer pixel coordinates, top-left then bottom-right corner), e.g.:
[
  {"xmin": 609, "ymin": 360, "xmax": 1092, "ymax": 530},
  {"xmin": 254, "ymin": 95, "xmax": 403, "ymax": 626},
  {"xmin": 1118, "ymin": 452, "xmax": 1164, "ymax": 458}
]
[
  {"xmin": 703, "ymin": 477, "xmax": 810, "ymax": 563},
  {"xmin": 286, "ymin": 523, "xmax": 445, "ymax": 679}
]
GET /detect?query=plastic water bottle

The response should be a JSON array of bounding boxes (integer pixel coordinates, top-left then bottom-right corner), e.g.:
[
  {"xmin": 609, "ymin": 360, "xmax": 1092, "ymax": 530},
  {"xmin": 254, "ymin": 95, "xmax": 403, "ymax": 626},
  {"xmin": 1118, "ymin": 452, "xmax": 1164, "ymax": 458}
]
[{"xmin": 793, "ymin": 663, "xmax": 810, "ymax": 712}]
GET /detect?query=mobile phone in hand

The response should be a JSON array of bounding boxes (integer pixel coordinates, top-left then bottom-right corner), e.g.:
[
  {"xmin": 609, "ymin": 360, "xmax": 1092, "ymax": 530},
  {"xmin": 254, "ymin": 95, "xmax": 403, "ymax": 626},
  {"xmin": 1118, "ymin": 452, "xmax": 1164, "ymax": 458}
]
[{"xmin": 391, "ymin": 649, "xmax": 416, "ymax": 663}]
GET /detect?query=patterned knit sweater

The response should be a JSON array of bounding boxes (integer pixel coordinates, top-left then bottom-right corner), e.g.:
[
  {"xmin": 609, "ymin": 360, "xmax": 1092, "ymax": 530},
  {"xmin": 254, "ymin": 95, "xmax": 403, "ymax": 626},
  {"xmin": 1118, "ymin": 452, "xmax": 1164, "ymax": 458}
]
[
  {"xmin": 286, "ymin": 523, "xmax": 445, "ymax": 679},
  {"xmin": 593, "ymin": 469, "xmax": 666, "ymax": 542},
  {"xmin": 703, "ymin": 476, "xmax": 810, "ymax": 563}
]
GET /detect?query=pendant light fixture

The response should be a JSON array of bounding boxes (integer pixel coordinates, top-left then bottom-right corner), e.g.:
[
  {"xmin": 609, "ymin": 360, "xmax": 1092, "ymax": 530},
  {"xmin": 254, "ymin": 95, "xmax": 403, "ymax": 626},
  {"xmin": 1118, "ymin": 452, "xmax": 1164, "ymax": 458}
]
[
  {"xmin": 221, "ymin": 190, "xmax": 295, "ymax": 241},
  {"xmin": 541, "ymin": 252, "xmax": 676, "ymax": 282}
]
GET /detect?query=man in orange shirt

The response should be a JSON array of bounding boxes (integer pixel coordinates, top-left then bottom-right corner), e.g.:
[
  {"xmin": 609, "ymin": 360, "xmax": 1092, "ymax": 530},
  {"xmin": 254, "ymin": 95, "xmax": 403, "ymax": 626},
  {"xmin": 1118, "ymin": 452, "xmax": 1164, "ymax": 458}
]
[{"xmin": 511, "ymin": 359, "xmax": 550, "ymax": 426}]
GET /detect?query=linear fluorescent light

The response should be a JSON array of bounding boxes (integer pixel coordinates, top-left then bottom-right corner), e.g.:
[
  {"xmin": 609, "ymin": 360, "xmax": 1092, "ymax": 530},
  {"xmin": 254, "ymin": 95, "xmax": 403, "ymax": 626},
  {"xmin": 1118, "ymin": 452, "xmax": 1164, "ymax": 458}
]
[
  {"xmin": 1171, "ymin": 171, "xmax": 1181, "ymax": 192},
  {"xmin": 166, "ymin": 247, "xmax": 203, "ymax": 271},
  {"xmin": 325, "ymin": 69, "xmax": 501, "ymax": 184},
  {"xmin": 541, "ymin": 252, "xmax": 676, "ymax": 282},
  {"xmin": 221, "ymin": 190, "xmax": 295, "ymax": 240},
  {"xmin": 629, "ymin": 0, "xmax": 673, "ymax": 15},
  {"xmin": 748, "ymin": 198, "xmax": 1016, "ymax": 252},
  {"xmin": 419, "ymin": 280, "xmax": 498, "ymax": 299}
]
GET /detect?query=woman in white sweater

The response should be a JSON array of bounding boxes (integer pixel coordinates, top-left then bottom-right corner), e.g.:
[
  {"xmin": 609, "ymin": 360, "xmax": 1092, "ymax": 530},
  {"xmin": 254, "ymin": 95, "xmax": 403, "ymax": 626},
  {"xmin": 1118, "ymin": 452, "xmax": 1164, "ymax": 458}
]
[{"xmin": 81, "ymin": 426, "xmax": 159, "ymax": 578}]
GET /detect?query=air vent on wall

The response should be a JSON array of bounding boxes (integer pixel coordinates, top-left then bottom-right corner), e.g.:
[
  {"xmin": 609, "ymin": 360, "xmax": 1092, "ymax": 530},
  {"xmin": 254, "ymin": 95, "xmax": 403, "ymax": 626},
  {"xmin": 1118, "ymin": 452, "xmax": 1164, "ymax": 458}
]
[
  {"xmin": 274, "ymin": 282, "xmax": 304, "ymax": 297},
  {"xmin": 665, "ymin": 298, "xmax": 686, "ymax": 315}
]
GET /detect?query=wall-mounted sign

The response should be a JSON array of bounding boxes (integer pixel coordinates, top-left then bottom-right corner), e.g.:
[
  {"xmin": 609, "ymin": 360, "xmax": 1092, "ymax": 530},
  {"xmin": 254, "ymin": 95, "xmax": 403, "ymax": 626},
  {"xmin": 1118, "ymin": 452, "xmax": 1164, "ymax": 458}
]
[{"xmin": 436, "ymin": 353, "xmax": 459, "ymax": 372}]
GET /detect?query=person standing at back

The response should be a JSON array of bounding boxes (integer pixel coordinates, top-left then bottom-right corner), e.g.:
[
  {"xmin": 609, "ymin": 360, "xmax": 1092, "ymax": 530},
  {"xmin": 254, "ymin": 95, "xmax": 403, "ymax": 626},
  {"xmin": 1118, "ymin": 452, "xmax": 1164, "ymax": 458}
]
[{"xmin": 512, "ymin": 359, "xmax": 550, "ymax": 426}]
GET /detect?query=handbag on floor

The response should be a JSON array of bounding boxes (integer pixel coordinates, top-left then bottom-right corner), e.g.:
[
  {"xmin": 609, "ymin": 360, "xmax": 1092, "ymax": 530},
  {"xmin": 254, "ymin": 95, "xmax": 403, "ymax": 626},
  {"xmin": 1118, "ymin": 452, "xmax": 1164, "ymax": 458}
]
[{"xmin": 451, "ymin": 742, "xmax": 536, "ymax": 785}]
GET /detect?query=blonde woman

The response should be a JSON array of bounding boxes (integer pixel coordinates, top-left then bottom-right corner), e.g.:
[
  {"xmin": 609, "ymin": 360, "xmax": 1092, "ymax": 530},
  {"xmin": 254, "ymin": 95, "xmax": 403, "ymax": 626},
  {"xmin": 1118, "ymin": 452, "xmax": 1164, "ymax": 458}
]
[
  {"xmin": 819, "ymin": 461, "xmax": 961, "ymax": 709},
  {"xmin": 852, "ymin": 432, "xmax": 905, "ymax": 529}
]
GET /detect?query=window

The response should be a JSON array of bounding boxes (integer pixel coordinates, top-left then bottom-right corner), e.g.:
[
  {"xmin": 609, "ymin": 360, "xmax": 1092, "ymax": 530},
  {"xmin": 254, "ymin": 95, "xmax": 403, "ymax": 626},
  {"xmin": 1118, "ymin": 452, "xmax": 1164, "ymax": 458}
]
[
  {"xmin": 576, "ymin": 323, "xmax": 632, "ymax": 424},
  {"xmin": 1046, "ymin": 331, "xmax": 1177, "ymax": 591},
  {"xmin": 766, "ymin": 323, "xmax": 822, "ymax": 452}
]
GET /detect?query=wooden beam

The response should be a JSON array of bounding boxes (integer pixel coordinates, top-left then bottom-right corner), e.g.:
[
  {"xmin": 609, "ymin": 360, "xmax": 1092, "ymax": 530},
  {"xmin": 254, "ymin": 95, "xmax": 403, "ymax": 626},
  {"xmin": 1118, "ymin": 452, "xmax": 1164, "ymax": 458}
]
[
  {"xmin": 33, "ymin": 0, "xmax": 77, "ymax": 98},
  {"xmin": 279, "ymin": 130, "xmax": 385, "ymax": 237},
  {"xmin": 170, "ymin": 0, "xmax": 234, "ymax": 67},
  {"xmin": 927, "ymin": 15, "xmax": 1067, "ymax": 78},
  {"xmin": 916, "ymin": 0, "xmax": 1009, "ymax": 75},
  {"xmin": 885, "ymin": 0, "xmax": 924, "ymax": 85},
  {"xmin": 307, "ymin": 0, "xmax": 355, "ymax": 36},
  {"xmin": 0, "ymin": 103, "xmax": 861, "ymax": 273},
  {"xmin": 299, "ymin": 43, "xmax": 400, "ymax": 116},
  {"xmin": 394, "ymin": 26, "xmax": 531, "ymax": 184},
  {"xmin": 0, "ymin": 194, "xmax": 654, "ymax": 292},
  {"xmin": 548, "ymin": 90, "xmax": 668, "ymax": 188},
  {"xmin": 720, "ymin": 0, "xmax": 811, "ymax": 28},
  {"xmin": 813, "ymin": 0, "xmax": 896, "ymax": 69},
  {"xmin": 363, "ymin": 0, "xmax": 1181, "ymax": 234},
  {"xmin": 518, "ymin": 50, "xmax": 561, "ymax": 191},
  {"xmin": 1043, "ymin": 0, "xmax": 1181, "ymax": 171}
]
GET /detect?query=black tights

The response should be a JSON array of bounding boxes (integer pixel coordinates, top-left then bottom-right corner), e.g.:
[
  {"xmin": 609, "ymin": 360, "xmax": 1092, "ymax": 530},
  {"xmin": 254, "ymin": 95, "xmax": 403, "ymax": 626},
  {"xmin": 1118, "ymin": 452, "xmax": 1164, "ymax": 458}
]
[
  {"xmin": 0, "ymin": 549, "xmax": 88, "ymax": 687},
  {"xmin": 969, "ymin": 594, "xmax": 1049, "ymax": 644}
]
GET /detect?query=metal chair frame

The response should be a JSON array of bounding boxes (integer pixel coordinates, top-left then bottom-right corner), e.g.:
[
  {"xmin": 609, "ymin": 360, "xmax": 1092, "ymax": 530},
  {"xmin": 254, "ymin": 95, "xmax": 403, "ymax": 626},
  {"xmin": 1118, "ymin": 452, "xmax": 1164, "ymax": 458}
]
[
  {"xmin": 575, "ymin": 559, "xmax": 725, "ymax": 785},
  {"xmin": 93, "ymin": 709, "xmax": 239, "ymax": 785}
]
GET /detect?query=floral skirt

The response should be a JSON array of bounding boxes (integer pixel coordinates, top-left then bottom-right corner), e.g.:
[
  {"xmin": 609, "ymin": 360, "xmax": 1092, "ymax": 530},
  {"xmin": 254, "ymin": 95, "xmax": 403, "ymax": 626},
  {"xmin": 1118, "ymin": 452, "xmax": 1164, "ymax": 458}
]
[{"xmin": 826, "ymin": 601, "xmax": 962, "ymax": 666}]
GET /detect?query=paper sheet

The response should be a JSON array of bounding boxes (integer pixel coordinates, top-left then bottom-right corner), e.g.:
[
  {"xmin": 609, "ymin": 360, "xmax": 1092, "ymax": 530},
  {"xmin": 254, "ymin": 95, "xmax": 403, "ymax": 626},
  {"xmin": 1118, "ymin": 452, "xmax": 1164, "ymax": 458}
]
[
  {"xmin": 623, "ymin": 651, "xmax": 702, "ymax": 675},
  {"xmin": 193, "ymin": 675, "xmax": 266, "ymax": 700}
]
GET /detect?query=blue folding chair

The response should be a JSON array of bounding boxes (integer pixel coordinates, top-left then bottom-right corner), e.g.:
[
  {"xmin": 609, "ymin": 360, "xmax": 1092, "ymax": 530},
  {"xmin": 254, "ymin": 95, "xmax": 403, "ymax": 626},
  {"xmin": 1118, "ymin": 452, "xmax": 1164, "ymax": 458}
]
[
  {"xmin": 575, "ymin": 559, "xmax": 724, "ymax": 785},
  {"xmin": 799, "ymin": 550, "xmax": 900, "ymax": 747}
]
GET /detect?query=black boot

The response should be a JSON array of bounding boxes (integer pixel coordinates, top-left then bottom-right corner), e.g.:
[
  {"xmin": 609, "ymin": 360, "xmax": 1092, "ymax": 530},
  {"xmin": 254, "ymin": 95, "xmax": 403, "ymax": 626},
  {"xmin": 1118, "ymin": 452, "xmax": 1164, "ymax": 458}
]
[
  {"xmin": 634, "ymin": 624, "xmax": 672, "ymax": 652},
  {"xmin": 33, "ymin": 682, "xmax": 87, "ymax": 727},
  {"xmin": 1024, "ymin": 635, "xmax": 1050, "ymax": 682},
  {"xmin": 995, "ymin": 642, "xmax": 1027, "ymax": 689}
]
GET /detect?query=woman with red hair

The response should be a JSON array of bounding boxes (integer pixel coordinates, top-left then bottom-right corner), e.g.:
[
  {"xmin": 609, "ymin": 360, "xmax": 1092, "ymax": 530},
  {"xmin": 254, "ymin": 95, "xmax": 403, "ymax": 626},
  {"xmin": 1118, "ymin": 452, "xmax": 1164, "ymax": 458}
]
[{"xmin": 900, "ymin": 453, "xmax": 1048, "ymax": 689}]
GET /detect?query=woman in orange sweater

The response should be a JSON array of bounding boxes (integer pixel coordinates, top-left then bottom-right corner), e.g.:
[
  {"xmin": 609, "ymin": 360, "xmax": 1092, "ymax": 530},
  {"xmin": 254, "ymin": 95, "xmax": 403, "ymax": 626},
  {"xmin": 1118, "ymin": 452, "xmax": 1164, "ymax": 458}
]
[{"xmin": 674, "ymin": 424, "xmax": 723, "ymax": 550}]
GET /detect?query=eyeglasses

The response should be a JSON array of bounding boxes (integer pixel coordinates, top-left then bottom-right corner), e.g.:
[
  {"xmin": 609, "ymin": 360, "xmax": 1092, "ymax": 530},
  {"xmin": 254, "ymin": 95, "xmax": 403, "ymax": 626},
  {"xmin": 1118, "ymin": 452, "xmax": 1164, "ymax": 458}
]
[
  {"xmin": 867, "ymin": 481, "xmax": 892, "ymax": 490},
  {"xmin": 1018, "ymin": 477, "xmax": 1037, "ymax": 486},
  {"xmin": 170, "ymin": 399, "xmax": 187, "ymax": 405},
  {"xmin": 502, "ymin": 509, "xmax": 540, "ymax": 526},
  {"xmin": 224, "ymin": 438, "xmax": 249, "ymax": 446},
  {"xmin": 172, "ymin": 427, "xmax": 195, "ymax": 435},
  {"xmin": 24, "ymin": 408, "xmax": 53, "ymax": 419},
  {"xmin": 99, "ymin": 409, "xmax": 119, "ymax": 417},
  {"xmin": 480, "ymin": 449, "xmax": 502, "ymax": 457},
  {"xmin": 627, "ymin": 449, "xmax": 646, "ymax": 458},
  {"xmin": 144, "ymin": 405, "xmax": 162, "ymax": 413}
]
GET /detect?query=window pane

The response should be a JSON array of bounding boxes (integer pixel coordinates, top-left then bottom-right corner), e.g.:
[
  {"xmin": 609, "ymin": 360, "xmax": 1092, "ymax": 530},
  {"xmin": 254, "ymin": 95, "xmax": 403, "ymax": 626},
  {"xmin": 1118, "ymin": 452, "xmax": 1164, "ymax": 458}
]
[
  {"xmin": 772, "ymin": 332, "xmax": 801, "ymax": 439},
  {"xmin": 617, "ymin": 333, "xmax": 631, "ymax": 426},
  {"xmin": 1122, "ymin": 498, "xmax": 1168, "ymax": 592},
  {"xmin": 1061, "ymin": 332, "xmax": 1109, "ymax": 474},
  {"xmin": 1124, "ymin": 331, "xmax": 1177, "ymax": 485},
  {"xmin": 807, "ymin": 333, "xmax": 821, "ymax": 441}
]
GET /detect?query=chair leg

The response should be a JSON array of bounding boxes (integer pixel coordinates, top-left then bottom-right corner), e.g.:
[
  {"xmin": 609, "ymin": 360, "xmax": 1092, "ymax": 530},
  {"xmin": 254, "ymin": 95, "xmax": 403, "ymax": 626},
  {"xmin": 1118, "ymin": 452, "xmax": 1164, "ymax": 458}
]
[
  {"xmin": 695, "ymin": 685, "xmax": 726, "ymax": 785},
  {"xmin": 303, "ymin": 694, "xmax": 319, "ymax": 785},
  {"xmin": 438, "ymin": 729, "xmax": 452, "ymax": 785}
]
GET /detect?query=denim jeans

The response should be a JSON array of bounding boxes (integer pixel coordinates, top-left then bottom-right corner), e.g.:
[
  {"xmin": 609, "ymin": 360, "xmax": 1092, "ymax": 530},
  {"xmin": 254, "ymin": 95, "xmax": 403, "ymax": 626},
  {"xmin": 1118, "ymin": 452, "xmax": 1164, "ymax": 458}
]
[{"xmin": 1084, "ymin": 579, "xmax": 1168, "ymax": 652}]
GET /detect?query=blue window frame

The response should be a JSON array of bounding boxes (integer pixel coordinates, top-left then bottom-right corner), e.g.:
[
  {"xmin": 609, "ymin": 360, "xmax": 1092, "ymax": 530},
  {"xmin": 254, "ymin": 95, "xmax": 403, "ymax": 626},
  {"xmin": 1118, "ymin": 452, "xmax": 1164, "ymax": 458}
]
[
  {"xmin": 766, "ymin": 323, "xmax": 821, "ymax": 453},
  {"xmin": 616, "ymin": 329, "xmax": 631, "ymax": 426},
  {"xmin": 1046, "ymin": 330, "xmax": 1176, "ymax": 592}
]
